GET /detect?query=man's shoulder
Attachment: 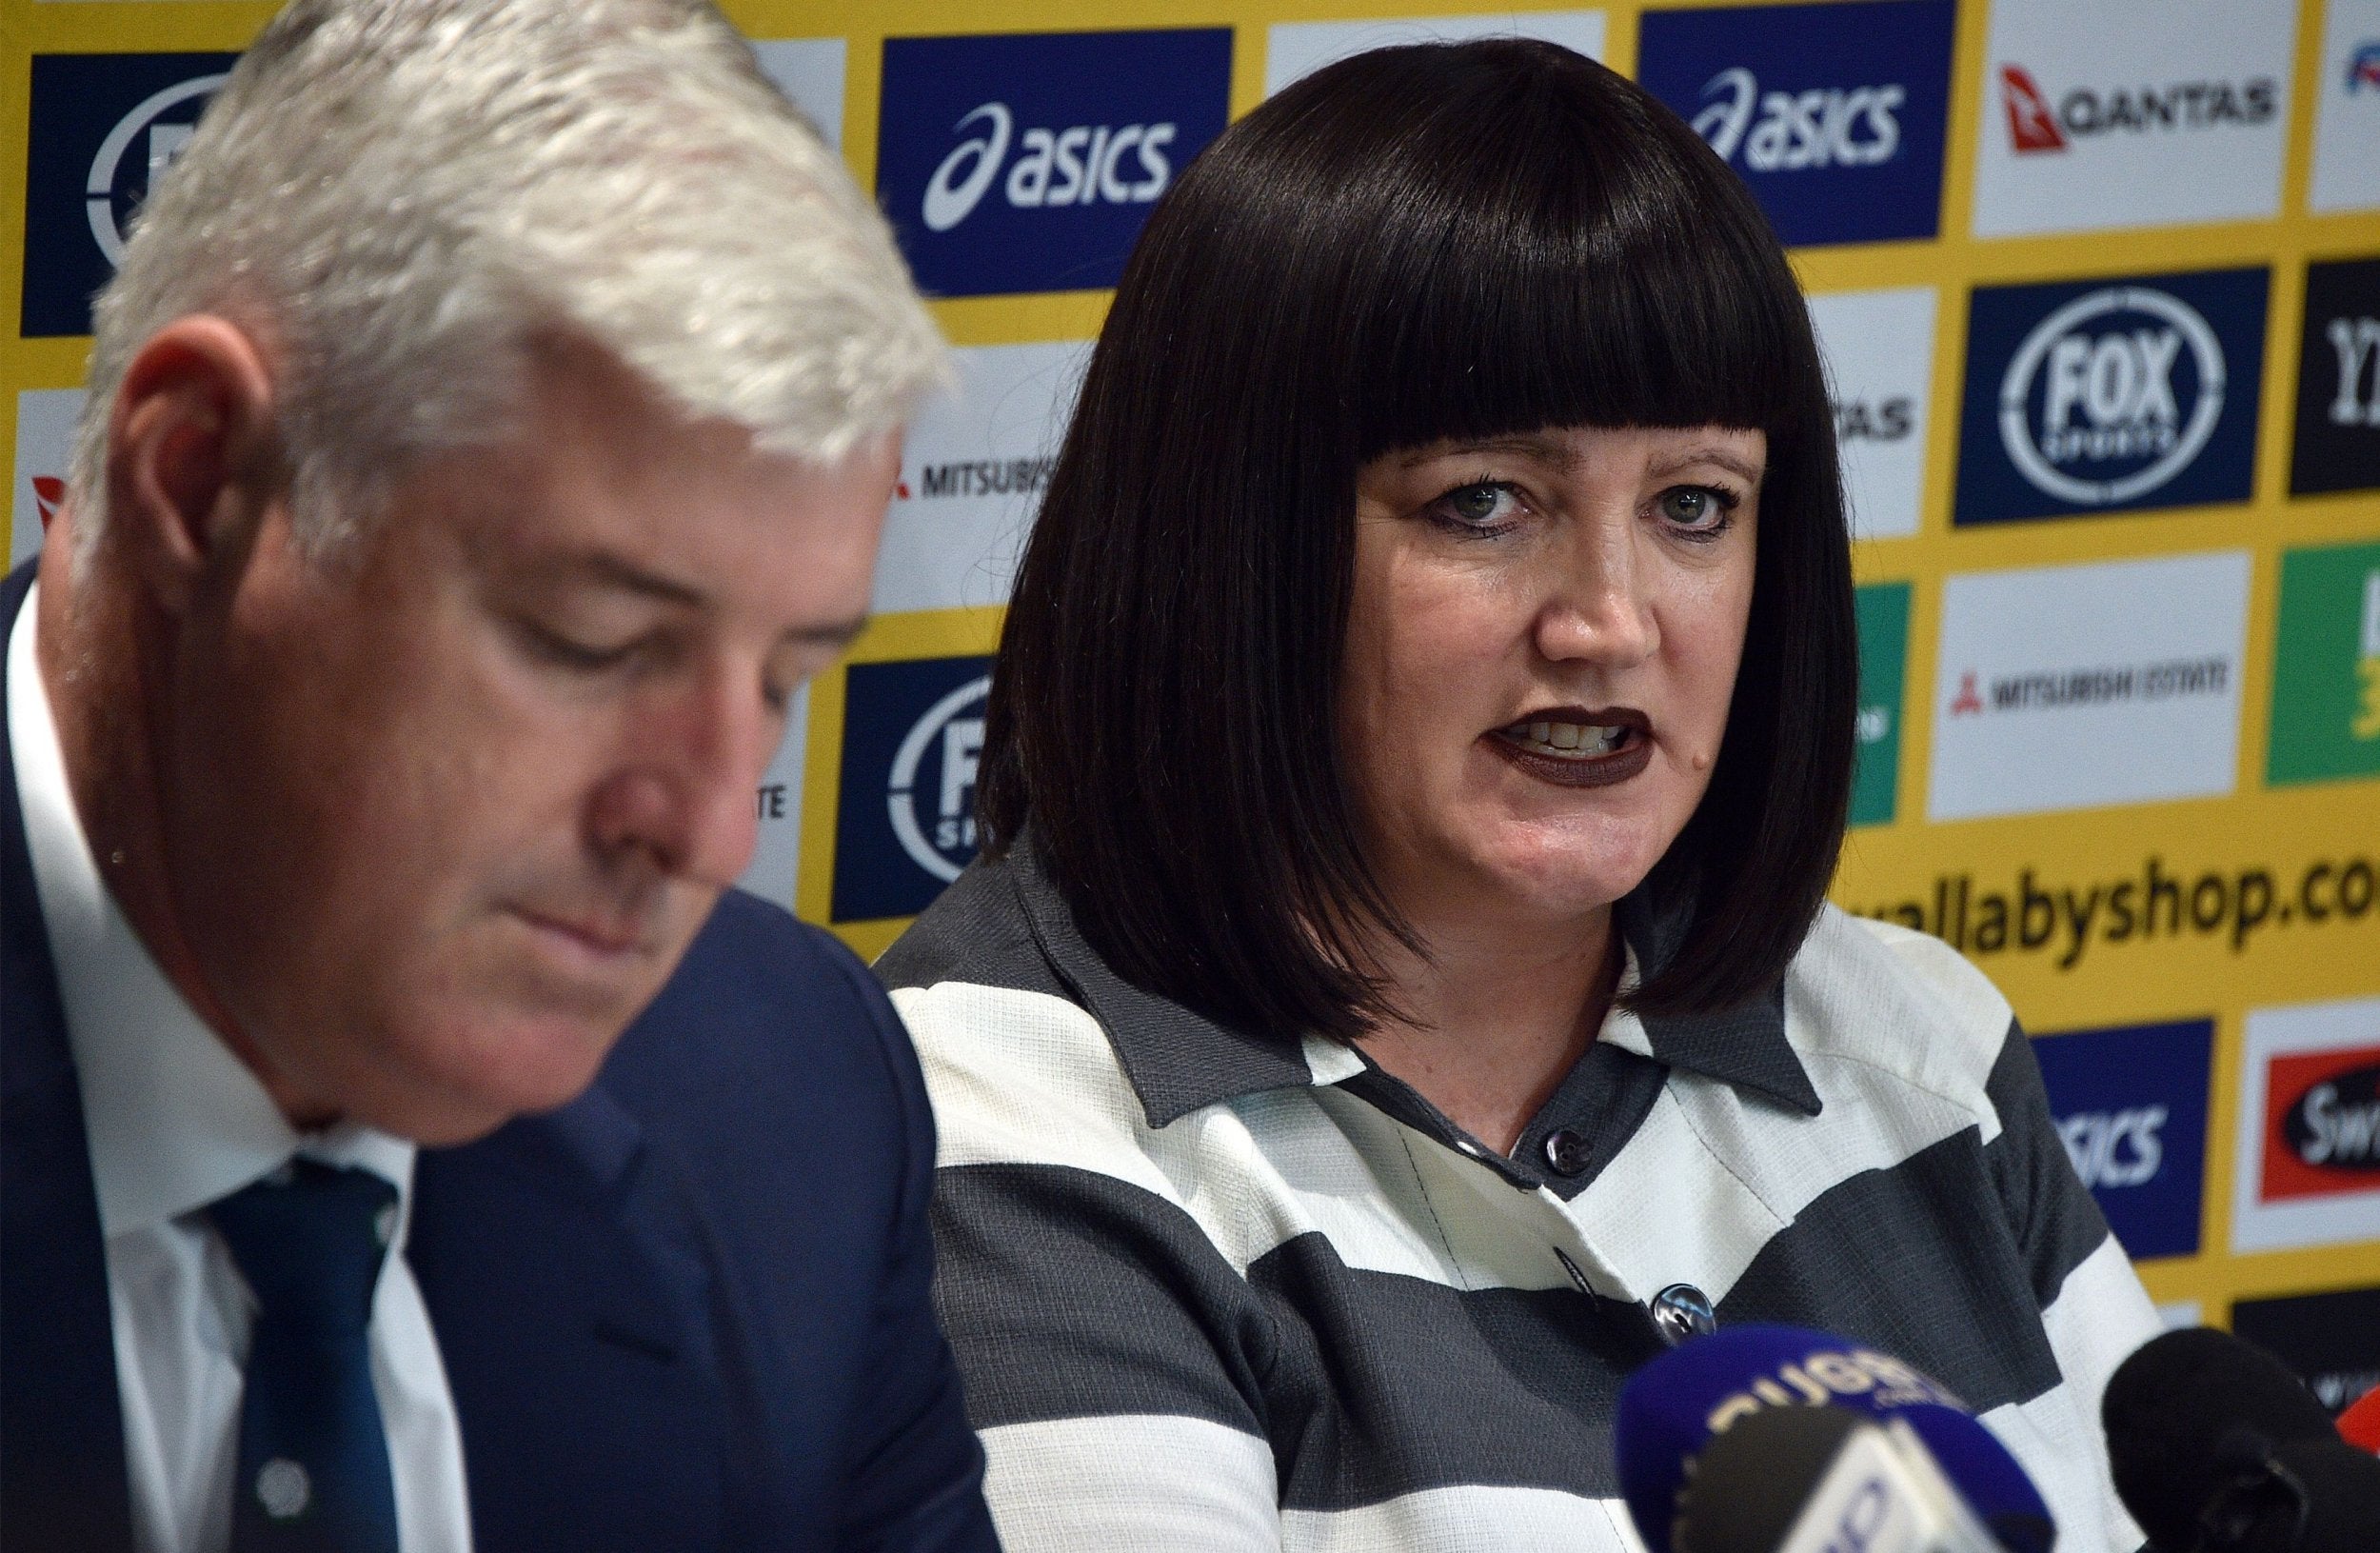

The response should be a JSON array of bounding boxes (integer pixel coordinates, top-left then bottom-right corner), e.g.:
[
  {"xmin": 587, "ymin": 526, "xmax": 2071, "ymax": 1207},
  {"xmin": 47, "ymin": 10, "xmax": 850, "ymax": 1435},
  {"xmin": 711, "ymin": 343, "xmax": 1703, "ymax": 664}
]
[{"xmin": 600, "ymin": 887, "xmax": 923, "ymax": 1166}]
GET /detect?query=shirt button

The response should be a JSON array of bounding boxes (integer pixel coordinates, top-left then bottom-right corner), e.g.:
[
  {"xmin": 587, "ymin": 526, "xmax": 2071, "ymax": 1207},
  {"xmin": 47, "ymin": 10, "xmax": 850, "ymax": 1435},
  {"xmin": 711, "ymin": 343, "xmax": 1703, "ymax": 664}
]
[
  {"xmin": 1651, "ymin": 1283, "xmax": 1718, "ymax": 1346},
  {"xmin": 1543, "ymin": 1128, "xmax": 1593, "ymax": 1176}
]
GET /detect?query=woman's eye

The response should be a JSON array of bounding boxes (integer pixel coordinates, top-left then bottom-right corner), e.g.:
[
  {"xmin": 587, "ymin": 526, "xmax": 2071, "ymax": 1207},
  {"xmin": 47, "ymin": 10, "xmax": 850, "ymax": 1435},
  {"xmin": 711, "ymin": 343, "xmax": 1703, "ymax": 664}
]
[
  {"xmin": 1430, "ymin": 481, "xmax": 1521, "ymax": 532},
  {"xmin": 1656, "ymin": 485, "xmax": 1737, "ymax": 533}
]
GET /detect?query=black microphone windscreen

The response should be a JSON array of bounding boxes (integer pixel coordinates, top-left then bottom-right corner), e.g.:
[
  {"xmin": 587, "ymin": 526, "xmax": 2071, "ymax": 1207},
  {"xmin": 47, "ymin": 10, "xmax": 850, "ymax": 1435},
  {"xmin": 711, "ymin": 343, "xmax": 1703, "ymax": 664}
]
[{"xmin": 2103, "ymin": 1327, "xmax": 2338, "ymax": 1551}]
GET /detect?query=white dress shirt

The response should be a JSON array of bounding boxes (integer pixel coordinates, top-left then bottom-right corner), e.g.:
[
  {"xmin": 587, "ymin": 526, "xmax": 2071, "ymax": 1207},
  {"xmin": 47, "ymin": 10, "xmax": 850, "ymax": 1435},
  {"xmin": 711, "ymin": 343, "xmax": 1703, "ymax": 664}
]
[{"xmin": 9, "ymin": 587, "xmax": 474, "ymax": 1553}]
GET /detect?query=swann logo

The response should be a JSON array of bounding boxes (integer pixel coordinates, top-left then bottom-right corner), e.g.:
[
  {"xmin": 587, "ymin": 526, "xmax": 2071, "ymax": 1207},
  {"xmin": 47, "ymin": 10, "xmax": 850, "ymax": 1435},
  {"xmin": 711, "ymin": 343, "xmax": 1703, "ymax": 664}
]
[
  {"xmin": 1693, "ymin": 69, "xmax": 1904, "ymax": 170},
  {"xmin": 831, "ymin": 655, "xmax": 995, "ymax": 923},
  {"xmin": 1850, "ymin": 582, "xmax": 1910, "ymax": 827},
  {"xmin": 921, "ymin": 103, "xmax": 1176, "ymax": 232},
  {"xmin": 2285, "ymin": 1065, "xmax": 2380, "ymax": 1173},
  {"xmin": 2036, "ymin": 1019, "xmax": 2211, "ymax": 1260},
  {"xmin": 1957, "ymin": 269, "xmax": 2266, "ymax": 525},
  {"xmin": 1999, "ymin": 288, "xmax": 2224, "ymax": 505},
  {"xmin": 886, "ymin": 675, "xmax": 989, "ymax": 884},
  {"xmin": 1998, "ymin": 64, "xmax": 2275, "ymax": 154},
  {"xmin": 878, "ymin": 30, "xmax": 1230, "ymax": 298},
  {"xmin": 2237, "ymin": 996, "xmax": 2380, "ymax": 1251},
  {"xmin": 1636, "ymin": 1, "xmax": 1954, "ymax": 247},
  {"xmin": 2263, "ymin": 1042, "xmax": 2380, "ymax": 1204},
  {"xmin": 22, "ymin": 53, "xmax": 238, "ymax": 338}
]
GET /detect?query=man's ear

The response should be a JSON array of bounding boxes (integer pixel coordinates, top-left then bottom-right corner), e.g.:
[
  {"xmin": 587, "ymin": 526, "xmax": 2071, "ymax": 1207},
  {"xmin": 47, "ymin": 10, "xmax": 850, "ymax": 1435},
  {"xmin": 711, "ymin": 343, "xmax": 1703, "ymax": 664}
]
[{"xmin": 104, "ymin": 316, "xmax": 279, "ymax": 616}]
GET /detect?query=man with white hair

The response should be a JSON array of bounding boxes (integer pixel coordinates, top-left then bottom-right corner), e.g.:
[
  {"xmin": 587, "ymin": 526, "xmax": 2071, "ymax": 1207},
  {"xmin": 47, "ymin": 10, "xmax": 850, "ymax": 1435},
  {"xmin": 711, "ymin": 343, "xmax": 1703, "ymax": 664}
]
[{"xmin": 0, "ymin": 2, "xmax": 996, "ymax": 1549}]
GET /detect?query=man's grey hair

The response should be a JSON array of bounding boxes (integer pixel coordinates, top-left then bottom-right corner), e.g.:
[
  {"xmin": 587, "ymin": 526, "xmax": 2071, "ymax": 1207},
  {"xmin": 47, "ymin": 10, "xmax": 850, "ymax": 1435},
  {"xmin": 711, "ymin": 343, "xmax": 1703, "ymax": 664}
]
[{"xmin": 71, "ymin": 0, "xmax": 946, "ymax": 558}]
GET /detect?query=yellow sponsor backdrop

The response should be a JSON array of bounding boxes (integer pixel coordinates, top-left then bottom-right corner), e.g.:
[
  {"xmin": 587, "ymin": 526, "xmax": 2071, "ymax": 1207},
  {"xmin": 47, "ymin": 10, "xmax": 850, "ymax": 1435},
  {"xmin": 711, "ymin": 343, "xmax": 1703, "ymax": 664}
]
[{"xmin": 5, "ymin": 0, "xmax": 2376, "ymax": 1355}]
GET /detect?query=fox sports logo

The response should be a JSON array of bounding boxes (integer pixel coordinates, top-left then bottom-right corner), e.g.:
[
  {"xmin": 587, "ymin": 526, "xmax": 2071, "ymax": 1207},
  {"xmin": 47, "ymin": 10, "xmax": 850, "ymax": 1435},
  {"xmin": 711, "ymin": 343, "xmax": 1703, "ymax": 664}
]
[
  {"xmin": 922, "ymin": 103, "xmax": 1177, "ymax": 232},
  {"xmin": 886, "ymin": 675, "xmax": 990, "ymax": 882},
  {"xmin": 87, "ymin": 73, "xmax": 228, "ymax": 268},
  {"xmin": 1997, "ymin": 288, "xmax": 2225, "ymax": 506}
]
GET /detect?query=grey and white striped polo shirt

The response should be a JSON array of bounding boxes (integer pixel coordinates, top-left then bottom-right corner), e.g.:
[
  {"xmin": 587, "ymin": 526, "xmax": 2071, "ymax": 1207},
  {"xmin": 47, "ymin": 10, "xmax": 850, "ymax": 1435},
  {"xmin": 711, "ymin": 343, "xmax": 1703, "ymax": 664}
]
[{"xmin": 881, "ymin": 844, "xmax": 2160, "ymax": 1552}]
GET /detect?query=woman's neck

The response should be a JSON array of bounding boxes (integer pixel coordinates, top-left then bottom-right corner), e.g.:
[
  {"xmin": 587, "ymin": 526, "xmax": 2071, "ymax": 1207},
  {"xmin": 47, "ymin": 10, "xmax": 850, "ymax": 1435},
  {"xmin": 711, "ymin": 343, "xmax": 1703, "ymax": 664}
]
[{"xmin": 1356, "ymin": 903, "xmax": 1620, "ymax": 1158}]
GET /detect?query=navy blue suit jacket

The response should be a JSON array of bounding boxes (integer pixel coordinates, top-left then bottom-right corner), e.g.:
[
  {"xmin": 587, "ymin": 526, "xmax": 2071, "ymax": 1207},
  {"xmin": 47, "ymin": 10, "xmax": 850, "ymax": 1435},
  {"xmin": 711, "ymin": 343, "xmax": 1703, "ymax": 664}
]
[{"xmin": 0, "ymin": 563, "xmax": 998, "ymax": 1551}]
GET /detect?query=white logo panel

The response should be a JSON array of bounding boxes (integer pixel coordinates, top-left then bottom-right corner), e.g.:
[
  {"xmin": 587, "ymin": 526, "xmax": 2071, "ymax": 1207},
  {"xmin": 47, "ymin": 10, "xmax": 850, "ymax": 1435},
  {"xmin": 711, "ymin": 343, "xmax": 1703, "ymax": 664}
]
[
  {"xmin": 749, "ymin": 38, "xmax": 847, "ymax": 151},
  {"xmin": 2233, "ymin": 996, "xmax": 2380, "ymax": 1253},
  {"xmin": 736, "ymin": 683, "xmax": 811, "ymax": 913},
  {"xmin": 1927, "ymin": 550, "xmax": 2250, "ymax": 821},
  {"xmin": 1973, "ymin": 0, "xmax": 2295, "ymax": 236},
  {"xmin": 875, "ymin": 340, "xmax": 1088, "ymax": 616},
  {"xmin": 10, "ymin": 390, "xmax": 84, "ymax": 567},
  {"xmin": 1808, "ymin": 287, "xmax": 1935, "ymax": 542},
  {"xmin": 2311, "ymin": 0, "xmax": 2380, "ymax": 211},
  {"xmin": 1264, "ymin": 11, "xmax": 1605, "ymax": 97}
]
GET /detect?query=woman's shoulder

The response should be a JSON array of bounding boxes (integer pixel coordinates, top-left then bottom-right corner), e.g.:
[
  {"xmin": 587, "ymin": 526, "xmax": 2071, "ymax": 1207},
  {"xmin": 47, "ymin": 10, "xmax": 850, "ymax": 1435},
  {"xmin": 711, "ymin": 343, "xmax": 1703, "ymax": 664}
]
[{"xmin": 1778, "ymin": 904, "xmax": 2023, "ymax": 1125}]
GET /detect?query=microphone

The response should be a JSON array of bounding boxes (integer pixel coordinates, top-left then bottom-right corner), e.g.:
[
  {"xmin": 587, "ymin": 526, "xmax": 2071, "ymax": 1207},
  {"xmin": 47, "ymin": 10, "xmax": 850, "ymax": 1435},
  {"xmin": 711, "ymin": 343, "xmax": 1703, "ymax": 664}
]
[
  {"xmin": 1613, "ymin": 1324, "xmax": 2055, "ymax": 1553},
  {"xmin": 1674, "ymin": 1404, "xmax": 2003, "ymax": 1553},
  {"xmin": 2104, "ymin": 1327, "xmax": 2380, "ymax": 1553},
  {"xmin": 2335, "ymin": 1386, "xmax": 2380, "ymax": 1456}
]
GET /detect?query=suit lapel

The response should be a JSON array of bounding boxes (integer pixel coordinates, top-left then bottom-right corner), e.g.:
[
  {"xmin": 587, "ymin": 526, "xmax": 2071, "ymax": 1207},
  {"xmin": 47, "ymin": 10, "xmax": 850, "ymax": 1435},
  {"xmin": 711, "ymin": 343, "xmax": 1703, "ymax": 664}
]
[
  {"xmin": 410, "ymin": 1082, "xmax": 732, "ymax": 1551},
  {"xmin": 0, "ymin": 562, "xmax": 136, "ymax": 1553}
]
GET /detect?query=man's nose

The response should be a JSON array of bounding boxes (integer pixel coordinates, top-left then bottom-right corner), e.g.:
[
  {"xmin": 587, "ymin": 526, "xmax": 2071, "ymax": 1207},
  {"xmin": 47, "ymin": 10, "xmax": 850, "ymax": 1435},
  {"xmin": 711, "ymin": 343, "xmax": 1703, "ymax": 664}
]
[{"xmin": 588, "ymin": 671, "xmax": 777, "ymax": 888}]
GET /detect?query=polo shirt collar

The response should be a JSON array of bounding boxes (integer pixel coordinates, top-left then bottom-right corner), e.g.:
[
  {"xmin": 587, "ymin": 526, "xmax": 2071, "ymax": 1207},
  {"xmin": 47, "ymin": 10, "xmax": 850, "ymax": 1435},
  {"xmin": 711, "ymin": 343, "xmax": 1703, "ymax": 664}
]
[{"xmin": 1004, "ymin": 838, "xmax": 1818, "ymax": 1127}]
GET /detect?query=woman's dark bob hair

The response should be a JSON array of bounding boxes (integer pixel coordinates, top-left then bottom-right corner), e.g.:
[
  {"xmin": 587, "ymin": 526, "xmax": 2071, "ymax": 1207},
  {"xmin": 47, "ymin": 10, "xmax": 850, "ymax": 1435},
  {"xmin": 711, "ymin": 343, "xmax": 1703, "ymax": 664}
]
[{"xmin": 978, "ymin": 39, "xmax": 1856, "ymax": 1042}]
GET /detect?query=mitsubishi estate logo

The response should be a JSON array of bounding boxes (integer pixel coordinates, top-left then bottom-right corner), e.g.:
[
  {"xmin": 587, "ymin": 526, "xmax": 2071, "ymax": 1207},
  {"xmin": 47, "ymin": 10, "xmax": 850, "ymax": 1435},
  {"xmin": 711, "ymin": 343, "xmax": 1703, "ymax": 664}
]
[
  {"xmin": 832, "ymin": 655, "xmax": 995, "ymax": 922},
  {"xmin": 1927, "ymin": 551, "xmax": 2250, "ymax": 821},
  {"xmin": 877, "ymin": 30, "xmax": 1229, "ymax": 297},
  {"xmin": 1998, "ymin": 288, "xmax": 2225, "ymax": 507},
  {"xmin": 1956, "ymin": 269, "xmax": 2267, "ymax": 526},
  {"xmin": 22, "ymin": 53, "xmax": 238, "ymax": 337},
  {"xmin": 1635, "ymin": 0, "xmax": 1954, "ymax": 247}
]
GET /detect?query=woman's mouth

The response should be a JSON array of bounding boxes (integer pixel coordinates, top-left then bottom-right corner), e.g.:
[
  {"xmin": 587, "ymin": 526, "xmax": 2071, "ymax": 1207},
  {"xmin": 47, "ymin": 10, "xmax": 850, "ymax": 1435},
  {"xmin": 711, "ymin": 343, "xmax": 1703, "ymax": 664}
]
[{"xmin": 1485, "ymin": 707, "xmax": 1655, "ymax": 787}]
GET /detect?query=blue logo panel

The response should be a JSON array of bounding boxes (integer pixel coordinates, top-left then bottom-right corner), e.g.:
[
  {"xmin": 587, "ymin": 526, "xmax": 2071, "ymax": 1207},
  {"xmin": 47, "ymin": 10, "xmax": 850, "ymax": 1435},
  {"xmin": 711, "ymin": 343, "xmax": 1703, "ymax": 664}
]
[
  {"xmin": 1955, "ymin": 268, "xmax": 2268, "ymax": 526},
  {"xmin": 2033, "ymin": 1018, "xmax": 2213, "ymax": 1263},
  {"xmin": 832, "ymin": 655, "xmax": 994, "ymax": 923},
  {"xmin": 22, "ymin": 52, "xmax": 239, "ymax": 338},
  {"xmin": 1635, "ymin": 0, "xmax": 1954, "ymax": 248},
  {"xmin": 878, "ymin": 29, "xmax": 1231, "ymax": 298}
]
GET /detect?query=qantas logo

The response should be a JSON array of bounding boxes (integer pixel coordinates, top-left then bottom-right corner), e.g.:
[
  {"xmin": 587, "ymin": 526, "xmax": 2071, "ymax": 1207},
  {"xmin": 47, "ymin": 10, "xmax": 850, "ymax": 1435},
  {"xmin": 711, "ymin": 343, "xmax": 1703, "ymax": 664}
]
[
  {"xmin": 30, "ymin": 476, "xmax": 65, "ymax": 533},
  {"xmin": 2000, "ymin": 63, "xmax": 2275, "ymax": 154},
  {"xmin": 2002, "ymin": 66, "xmax": 2065, "ymax": 152}
]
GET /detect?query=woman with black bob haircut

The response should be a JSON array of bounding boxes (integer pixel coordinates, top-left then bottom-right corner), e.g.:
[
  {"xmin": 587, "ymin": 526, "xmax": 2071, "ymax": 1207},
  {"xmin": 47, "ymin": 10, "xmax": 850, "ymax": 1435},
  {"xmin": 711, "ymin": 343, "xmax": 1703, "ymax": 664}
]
[{"xmin": 881, "ymin": 39, "xmax": 2158, "ymax": 1551}]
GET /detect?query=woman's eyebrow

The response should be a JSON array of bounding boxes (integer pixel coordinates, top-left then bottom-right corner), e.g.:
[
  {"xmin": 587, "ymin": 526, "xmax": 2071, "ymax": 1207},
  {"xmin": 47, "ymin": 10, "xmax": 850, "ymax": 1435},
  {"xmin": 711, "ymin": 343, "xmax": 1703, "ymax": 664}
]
[
  {"xmin": 1653, "ymin": 446, "xmax": 1767, "ymax": 486},
  {"xmin": 1396, "ymin": 432, "xmax": 1570, "ymax": 468}
]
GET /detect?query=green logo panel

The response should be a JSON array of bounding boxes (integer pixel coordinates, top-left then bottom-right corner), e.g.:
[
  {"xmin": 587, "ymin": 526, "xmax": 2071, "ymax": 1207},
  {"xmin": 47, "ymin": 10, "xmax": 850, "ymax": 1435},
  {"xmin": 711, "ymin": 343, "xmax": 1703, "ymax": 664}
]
[
  {"xmin": 2268, "ymin": 541, "xmax": 2380, "ymax": 786},
  {"xmin": 1853, "ymin": 581, "xmax": 1912, "ymax": 827}
]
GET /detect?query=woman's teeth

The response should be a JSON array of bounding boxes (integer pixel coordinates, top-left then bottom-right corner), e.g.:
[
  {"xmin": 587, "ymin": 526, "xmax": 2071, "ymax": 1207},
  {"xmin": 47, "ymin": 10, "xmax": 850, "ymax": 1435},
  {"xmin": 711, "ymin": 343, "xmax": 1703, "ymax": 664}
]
[{"xmin": 1506, "ymin": 720, "xmax": 1629, "ymax": 758}]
